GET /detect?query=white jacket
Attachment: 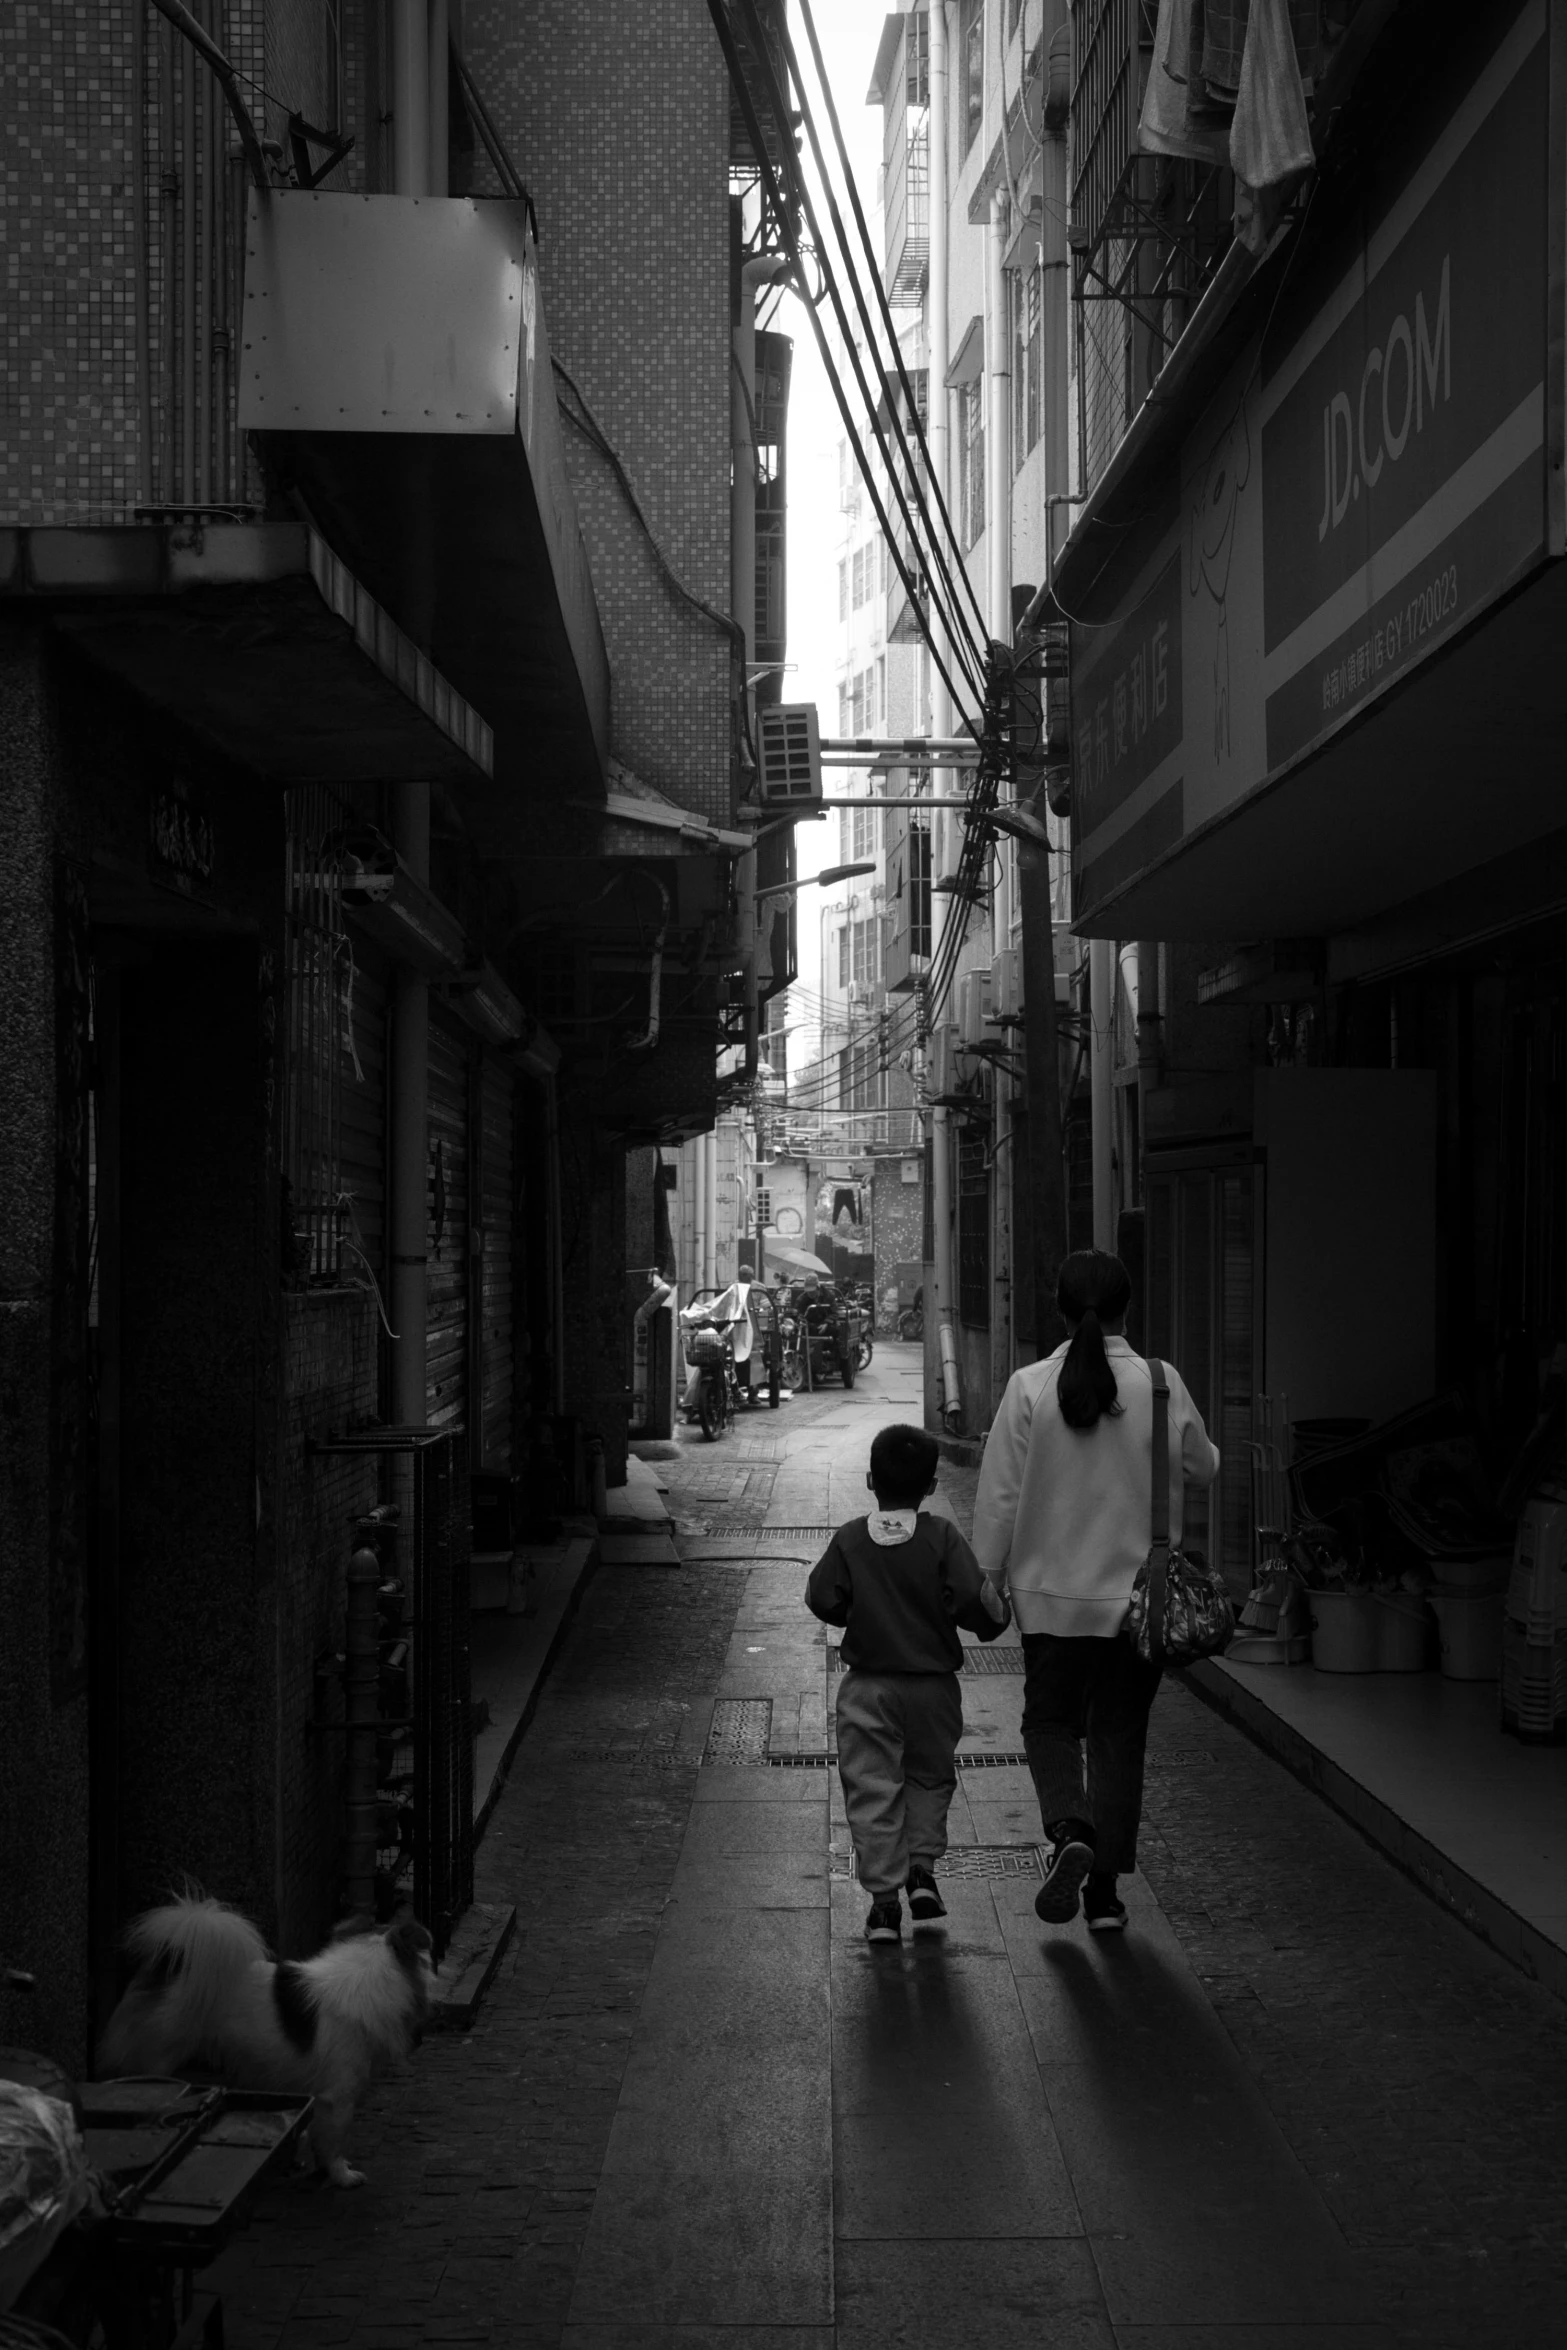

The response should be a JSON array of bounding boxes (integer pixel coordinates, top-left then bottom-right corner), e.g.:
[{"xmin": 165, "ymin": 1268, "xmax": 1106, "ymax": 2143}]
[{"xmin": 971, "ymin": 1339, "xmax": 1220, "ymax": 1637}]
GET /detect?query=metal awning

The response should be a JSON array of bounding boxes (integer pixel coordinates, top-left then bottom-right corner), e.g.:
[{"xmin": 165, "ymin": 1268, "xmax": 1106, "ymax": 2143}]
[
  {"xmin": 12, "ymin": 521, "xmax": 495, "ymax": 788},
  {"xmin": 239, "ymin": 193, "xmax": 610, "ymax": 855}
]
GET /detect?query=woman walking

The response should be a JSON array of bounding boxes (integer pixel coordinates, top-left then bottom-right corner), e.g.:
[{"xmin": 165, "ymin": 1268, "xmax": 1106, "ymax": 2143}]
[{"xmin": 972, "ymin": 1249, "xmax": 1219, "ymax": 1931}]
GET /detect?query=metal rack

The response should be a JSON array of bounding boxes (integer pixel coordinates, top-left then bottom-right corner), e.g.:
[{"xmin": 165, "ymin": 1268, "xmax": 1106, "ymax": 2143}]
[{"xmin": 310, "ymin": 1427, "xmax": 472, "ymax": 1961}]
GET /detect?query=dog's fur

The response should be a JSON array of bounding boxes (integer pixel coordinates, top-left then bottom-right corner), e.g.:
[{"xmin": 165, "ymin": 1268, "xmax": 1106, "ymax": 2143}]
[{"xmin": 97, "ymin": 1893, "xmax": 434, "ymax": 2186}]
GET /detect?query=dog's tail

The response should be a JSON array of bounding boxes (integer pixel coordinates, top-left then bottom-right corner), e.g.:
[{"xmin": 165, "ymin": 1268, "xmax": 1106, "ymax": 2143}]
[{"xmin": 98, "ymin": 1891, "xmax": 269, "ymax": 2076}]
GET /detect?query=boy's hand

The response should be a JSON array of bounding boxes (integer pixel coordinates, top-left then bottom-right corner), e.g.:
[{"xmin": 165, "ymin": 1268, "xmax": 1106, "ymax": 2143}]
[{"xmin": 978, "ymin": 1575, "xmax": 1009, "ymax": 1626}]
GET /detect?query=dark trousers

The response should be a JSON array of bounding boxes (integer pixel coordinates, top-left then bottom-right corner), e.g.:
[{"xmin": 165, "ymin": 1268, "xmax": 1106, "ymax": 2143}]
[{"xmin": 1021, "ymin": 1633, "xmax": 1163, "ymax": 1876}]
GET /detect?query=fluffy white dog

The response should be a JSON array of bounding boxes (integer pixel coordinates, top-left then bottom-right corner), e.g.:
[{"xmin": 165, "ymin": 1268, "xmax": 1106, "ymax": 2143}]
[{"xmin": 98, "ymin": 1892, "xmax": 434, "ymax": 2186}]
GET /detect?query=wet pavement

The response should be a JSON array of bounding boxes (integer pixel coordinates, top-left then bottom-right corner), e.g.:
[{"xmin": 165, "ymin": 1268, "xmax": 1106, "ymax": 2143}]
[{"xmin": 211, "ymin": 1344, "xmax": 1567, "ymax": 2349}]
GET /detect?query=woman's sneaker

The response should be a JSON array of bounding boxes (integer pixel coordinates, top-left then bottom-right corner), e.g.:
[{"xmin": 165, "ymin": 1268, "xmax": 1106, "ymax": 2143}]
[
  {"xmin": 864, "ymin": 1897, "xmax": 902, "ymax": 1943},
  {"xmin": 906, "ymin": 1865, "xmax": 947, "ymax": 1921},
  {"xmin": 1083, "ymin": 1873, "xmax": 1128, "ymax": 1932},
  {"xmin": 1034, "ymin": 1820, "xmax": 1097, "ymax": 1923}
]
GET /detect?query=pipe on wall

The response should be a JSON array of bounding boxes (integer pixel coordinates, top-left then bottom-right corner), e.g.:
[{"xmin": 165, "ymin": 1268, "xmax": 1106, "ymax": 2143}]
[
  {"xmin": 1090, "ymin": 936, "xmax": 1116, "ymax": 1250},
  {"xmin": 427, "ymin": 0, "xmax": 449, "ymax": 196},
  {"xmin": 926, "ymin": 0, "xmax": 962, "ymax": 1434},
  {"xmin": 392, "ymin": 0, "xmax": 429, "ymax": 196}
]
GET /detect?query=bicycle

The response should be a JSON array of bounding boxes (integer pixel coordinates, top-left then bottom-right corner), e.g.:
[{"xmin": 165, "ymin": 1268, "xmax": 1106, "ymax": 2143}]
[{"xmin": 685, "ymin": 1321, "xmax": 735, "ymax": 1441}]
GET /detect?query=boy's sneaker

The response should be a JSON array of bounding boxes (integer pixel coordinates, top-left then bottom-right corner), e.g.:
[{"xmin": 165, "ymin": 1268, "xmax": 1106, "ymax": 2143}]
[
  {"xmin": 906, "ymin": 1865, "xmax": 947, "ymax": 1921},
  {"xmin": 1034, "ymin": 1819, "xmax": 1097, "ymax": 1923},
  {"xmin": 1083, "ymin": 1873, "xmax": 1128, "ymax": 1932},
  {"xmin": 864, "ymin": 1897, "xmax": 902, "ymax": 1943}
]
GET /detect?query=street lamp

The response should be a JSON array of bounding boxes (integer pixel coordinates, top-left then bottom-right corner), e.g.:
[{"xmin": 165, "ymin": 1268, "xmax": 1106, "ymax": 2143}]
[
  {"xmin": 755, "ymin": 858, "xmax": 877, "ymax": 903},
  {"xmin": 984, "ymin": 803, "xmax": 1052, "ymax": 850}
]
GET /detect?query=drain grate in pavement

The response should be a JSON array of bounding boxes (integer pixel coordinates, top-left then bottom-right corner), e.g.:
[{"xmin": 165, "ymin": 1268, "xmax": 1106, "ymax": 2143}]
[
  {"xmin": 703, "ymin": 1698, "xmax": 773, "ymax": 1762},
  {"xmin": 828, "ymin": 1645, "xmax": 1025, "ymax": 1673},
  {"xmin": 680, "ymin": 1523, "xmax": 836, "ymax": 1541},
  {"xmin": 831, "ymin": 1843, "xmax": 1048, "ymax": 1883}
]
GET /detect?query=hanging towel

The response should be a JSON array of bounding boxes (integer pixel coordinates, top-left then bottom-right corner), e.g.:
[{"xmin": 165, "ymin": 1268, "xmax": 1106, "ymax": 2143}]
[
  {"xmin": 1139, "ymin": 0, "xmax": 1231, "ymax": 166},
  {"xmin": 1230, "ymin": 0, "xmax": 1315, "ymax": 253},
  {"xmin": 1199, "ymin": 0, "xmax": 1250, "ymax": 98}
]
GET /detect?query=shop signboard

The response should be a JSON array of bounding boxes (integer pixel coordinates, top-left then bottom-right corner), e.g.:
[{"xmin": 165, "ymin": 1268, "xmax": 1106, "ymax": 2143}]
[{"xmin": 1072, "ymin": 0, "xmax": 1549, "ymax": 923}]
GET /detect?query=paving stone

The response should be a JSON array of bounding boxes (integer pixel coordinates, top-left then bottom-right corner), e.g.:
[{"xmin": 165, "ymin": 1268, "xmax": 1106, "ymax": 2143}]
[{"xmin": 207, "ymin": 1367, "xmax": 1564, "ymax": 2350}]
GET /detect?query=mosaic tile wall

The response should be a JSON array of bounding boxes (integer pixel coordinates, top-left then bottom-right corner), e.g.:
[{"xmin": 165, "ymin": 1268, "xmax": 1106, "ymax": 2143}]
[{"xmin": 462, "ymin": 0, "xmax": 737, "ymax": 824}]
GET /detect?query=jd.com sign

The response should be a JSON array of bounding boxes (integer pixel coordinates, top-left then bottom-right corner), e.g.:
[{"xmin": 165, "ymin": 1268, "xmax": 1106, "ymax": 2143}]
[{"xmin": 1072, "ymin": 0, "xmax": 1553, "ymax": 922}]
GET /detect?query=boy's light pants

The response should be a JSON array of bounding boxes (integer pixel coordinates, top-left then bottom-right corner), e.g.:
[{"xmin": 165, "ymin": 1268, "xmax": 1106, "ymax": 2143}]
[{"xmin": 835, "ymin": 1668, "xmax": 962, "ymax": 1897}]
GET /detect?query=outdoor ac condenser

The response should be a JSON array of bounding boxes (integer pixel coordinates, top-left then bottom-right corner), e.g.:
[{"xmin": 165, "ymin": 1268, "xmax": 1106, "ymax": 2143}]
[
  {"xmin": 956, "ymin": 967, "xmax": 993, "ymax": 1048},
  {"xmin": 926, "ymin": 1025, "xmax": 956, "ymax": 1098},
  {"xmin": 990, "ymin": 948, "xmax": 1022, "ymax": 1025},
  {"xmin": 756, "ymin": 704, "xmax": 823, "ymax": 810}
]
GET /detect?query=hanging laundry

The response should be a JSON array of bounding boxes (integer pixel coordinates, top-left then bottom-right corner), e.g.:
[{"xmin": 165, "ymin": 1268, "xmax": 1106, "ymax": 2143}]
[
  {"xmin": 1230, "ymin": 0, "xmax": 1316, "ymax": 254},
  {"xmin": 1139, "ymin": 0, "xmax": 1231, "ymax": 166},
  {"xmin": 1199, "ymin": 0, "xmax": 1250, "ymax": 101}
]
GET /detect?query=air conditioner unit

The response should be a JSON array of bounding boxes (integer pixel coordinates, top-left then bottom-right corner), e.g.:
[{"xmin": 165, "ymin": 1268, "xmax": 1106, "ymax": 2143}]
[
  {"xmin": 756, "ymin": 703, "xmax": 823, "ymax": 810},
  {"xmin": 926, "ymin": 1025, "xmax": 956, "ymax": 1098},
  {"xmin": 956, "ymin": 967, "xmax": 993, "ymax": 1049},
  {"xmin": 990, "ymin": 948, "xmax": 1022, "ymax": 1025}
]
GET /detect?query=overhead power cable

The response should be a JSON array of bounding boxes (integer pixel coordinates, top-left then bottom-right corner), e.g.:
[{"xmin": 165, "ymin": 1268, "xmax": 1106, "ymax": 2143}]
[
  {"xmin": 732, "ymin": 0, "xmax": 988, "ymax": 698},
  {"xmin": 792, "ymin": 0, "xmax": 989, "ymax": 657},
  {"xmin": 708, "ymin": 0, "xmax": 984, "ymax": 719}
]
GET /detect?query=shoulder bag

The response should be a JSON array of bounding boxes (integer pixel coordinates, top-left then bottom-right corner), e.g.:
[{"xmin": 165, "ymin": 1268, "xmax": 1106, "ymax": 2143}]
[{"xmin": 1124, "ymin": 1361, "xmax": 1236, "ymax": 1665}]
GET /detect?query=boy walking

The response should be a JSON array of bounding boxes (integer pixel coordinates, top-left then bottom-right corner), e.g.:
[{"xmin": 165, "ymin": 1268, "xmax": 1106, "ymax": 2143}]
[{"xmin": 807, "ymin": 1425, "xmax": 1011, "ymax": 1942}]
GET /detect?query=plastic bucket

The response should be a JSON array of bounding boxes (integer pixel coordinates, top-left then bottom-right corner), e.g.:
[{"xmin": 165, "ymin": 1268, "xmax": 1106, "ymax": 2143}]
[
  {"xmin": 1428, "ymin": 1589, "xmax": 1504, "ymax": 1682},
  {"xmin": 1428, "ymin": 1553, "xmax": 1511, "ymax": 1592},
  {"xmin": 1309, "ymin": 1588, "xmax": 1379, "ymax": 1672},
  {"xmin": 1374, "ymin": 1593, "xmax": 1435, "ymax": 1672}
]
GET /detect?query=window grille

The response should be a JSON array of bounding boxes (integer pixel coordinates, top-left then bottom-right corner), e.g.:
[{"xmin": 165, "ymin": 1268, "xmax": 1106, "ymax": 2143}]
[
  {"xmin": 958, "ymin": 1112, "xmax": 991, "ymax": 1329},
  {"xmin": 959, "ymin": 380, "xmax": 986, "ymax": 550},
  {"xmin": 909, "ymin": 820, "xmax": 932, "ymax": 958},
  {"xmin": 838, "ymin": 559, "xmax": 848, "ymax": 621},
  {"xmin": 1015, "ymin": 264, "xmax": 1042, "ymax": 465},
  {"xmin": 960, "ymin": 0, "xmax": 984, "ymax": 157},
  {"xmin": 282, "ymin": 784, "xmax": 352, "ymax": 1281}
]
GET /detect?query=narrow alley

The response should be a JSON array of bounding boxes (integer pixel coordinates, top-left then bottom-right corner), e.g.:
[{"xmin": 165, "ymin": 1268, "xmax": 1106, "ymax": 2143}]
[{"xmin": 209, "ymin": 1346, "xmax": 1567, "ymax": 2350}]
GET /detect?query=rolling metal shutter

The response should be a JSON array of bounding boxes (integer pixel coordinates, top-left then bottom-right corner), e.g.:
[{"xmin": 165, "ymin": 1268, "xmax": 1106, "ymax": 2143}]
[
  {"xmin": 475, "ymin": 1057, "xmax": 515, "ymax": 1469},
  {"xmin": 426, "ymin": 1010, "xmax": 470, "ymax": 1435}
]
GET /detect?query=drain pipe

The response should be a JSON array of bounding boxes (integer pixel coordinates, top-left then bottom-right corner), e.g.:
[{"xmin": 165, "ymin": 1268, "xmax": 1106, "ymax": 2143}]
[
  {"xmin": 734, "ymin": 249, "xmax": 789, "ymax": 1080},
  {"xmin": 928, "ymin": 0, "xmax": 963, "ymax": 1436},
  {"xmin": 392, "ymin": 0, "xmax": 429, "ymax": 195},
  {"xmin": 626, "ymin": 875, "xmax": 670, "ymax": 1053},
  {"xmin": 1090, "ymin": 936, "xmax": 1115, "ymax": 1250},
  {"xmin": 388, "ymin": 778, "xmax": 430, "ymax": 1426}
]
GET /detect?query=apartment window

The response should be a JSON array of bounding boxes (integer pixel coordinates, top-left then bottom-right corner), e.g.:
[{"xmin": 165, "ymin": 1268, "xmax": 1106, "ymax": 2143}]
[
  {"xmin": 959, "ymin": 378, "xmax": 985, "ymax": 549},
  {"xmin": 876, "ymin": 655, "xmax": 886, "ymax": 722},
  {"xmin": 1014, "ymin": 264, "xmax": 1042, "ymax": 467},
  {"xmin": 838, "ymin": 559, "xmax": 848, "ymax": 622},
  {"xmin": 852, "ymin": 545, "xmax": 871, "ymax": 609},
  {"xmin": 838, "ymin": 681, "xmax": 851, "ymax": 733},
  {"xmin": 838, "ymin": 920, "xmax": 851, "ymax": 989},
  {"xmin": 851, "ymin": 803, "xmax": 880, "ymax": 861},
  {"xmin": 850, "ymin": 915, "xmax": 881, "ymax": 987},
  {"xmin": 754, "ymin": 1186, "xmax": 773, "ymax": 1231},
  {"xmin": 850, "ymin": 670, "xmax": 867, "ymax": 732},
  {"xmin": 960, "ymin": 0, "xmax": 984, "ymax": 158},
  {"xmin": 909, "ymin": 819, "xmax": 932, "ymax": 957}
]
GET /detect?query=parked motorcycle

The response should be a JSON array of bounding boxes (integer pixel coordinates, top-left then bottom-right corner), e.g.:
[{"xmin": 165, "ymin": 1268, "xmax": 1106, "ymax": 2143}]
[{"xmin": 897, "ymin": 1305, "xmax": 924, "ymax": 1342}]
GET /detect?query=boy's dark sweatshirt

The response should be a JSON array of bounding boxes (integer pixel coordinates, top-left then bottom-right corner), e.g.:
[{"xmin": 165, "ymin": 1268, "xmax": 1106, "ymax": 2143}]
[{"xmin": 806, "ymin": 1512, "xmax": 1010, "ymax": 1673}]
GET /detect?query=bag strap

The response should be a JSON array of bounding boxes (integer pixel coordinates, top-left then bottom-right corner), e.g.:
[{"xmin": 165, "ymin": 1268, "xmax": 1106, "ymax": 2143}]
[
  {"xmin": 1150, "ymin": 1360, "xmax": 1170, "ymax": 1545},
  {"xmin": 1149, "ymin": 1360, "xmax": 1170, "ymax": 1665}
]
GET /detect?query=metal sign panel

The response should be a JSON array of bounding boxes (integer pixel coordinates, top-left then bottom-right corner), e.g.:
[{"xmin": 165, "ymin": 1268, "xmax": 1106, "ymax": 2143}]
[{"xmin": 240, "ymin": 193, "xmax": 532, "ymax": 435}]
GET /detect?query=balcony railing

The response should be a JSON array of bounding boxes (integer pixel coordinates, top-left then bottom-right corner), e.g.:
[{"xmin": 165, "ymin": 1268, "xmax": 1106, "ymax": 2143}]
[{"xmin": 885, "ymin": 108, "xmax": 930, "ymax": 305}]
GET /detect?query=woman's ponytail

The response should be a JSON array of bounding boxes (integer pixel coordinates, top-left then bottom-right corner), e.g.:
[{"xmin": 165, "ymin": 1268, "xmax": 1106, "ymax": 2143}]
[{"xmin": 1055, "ymin": 1249, "xmax": 1133, "ymax": 1432}]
